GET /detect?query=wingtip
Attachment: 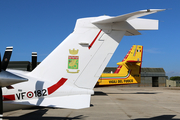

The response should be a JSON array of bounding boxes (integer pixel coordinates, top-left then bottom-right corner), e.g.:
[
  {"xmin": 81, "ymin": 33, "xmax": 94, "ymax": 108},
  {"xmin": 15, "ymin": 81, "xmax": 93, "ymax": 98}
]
[
  {"xmin": 141, "ymin": 9, "xmax": 166, "ymax": 12},
  {"xmin": 148, "ymin": 9, "xmax": 166, "ymax": 12}
]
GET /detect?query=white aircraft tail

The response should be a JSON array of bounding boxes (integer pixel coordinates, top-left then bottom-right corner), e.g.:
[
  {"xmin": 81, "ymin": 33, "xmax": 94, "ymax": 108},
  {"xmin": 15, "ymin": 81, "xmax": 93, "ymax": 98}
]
[
  {"xmin": 26, "ymin": 9, "xmax": 164, "ymax": 109},
  {"xmin": 29, "ymin": 22, "xmax": 125, "ymax": 90},
  {"xmin": 30, "ymin": 9, "xmax": 164, "ymax": 88}
]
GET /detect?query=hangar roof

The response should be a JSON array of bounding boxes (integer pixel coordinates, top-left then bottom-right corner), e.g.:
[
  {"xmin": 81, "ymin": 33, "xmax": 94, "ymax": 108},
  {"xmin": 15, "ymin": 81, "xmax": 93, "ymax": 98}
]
[
  {"xmin": 141, "ymin": 68, "xmax": 165, "ymax": 77},
  {"xmin": 141, "ymin": 68, "xmax": 165, "ymax": 73}
]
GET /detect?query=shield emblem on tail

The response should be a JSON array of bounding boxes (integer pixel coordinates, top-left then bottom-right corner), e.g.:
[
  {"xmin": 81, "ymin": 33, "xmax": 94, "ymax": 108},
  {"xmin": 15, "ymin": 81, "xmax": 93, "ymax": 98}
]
[{"xmin": 67, "ymin": 49, "xmax": 80, "ymax": 73}]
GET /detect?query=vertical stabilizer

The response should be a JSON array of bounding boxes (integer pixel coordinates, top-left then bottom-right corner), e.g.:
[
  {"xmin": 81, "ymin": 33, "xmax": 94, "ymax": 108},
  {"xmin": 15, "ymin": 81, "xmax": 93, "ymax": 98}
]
[{"xmin": 29, "ymin": 9, "xmax": 163, "ymax": 90}]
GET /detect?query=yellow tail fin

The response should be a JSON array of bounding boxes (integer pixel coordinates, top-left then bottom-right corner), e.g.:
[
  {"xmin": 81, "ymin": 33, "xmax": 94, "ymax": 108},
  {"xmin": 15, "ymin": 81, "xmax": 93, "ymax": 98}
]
[{"xmin": 96, "ymin": 45, "xmax": 143, "ymax": 86}]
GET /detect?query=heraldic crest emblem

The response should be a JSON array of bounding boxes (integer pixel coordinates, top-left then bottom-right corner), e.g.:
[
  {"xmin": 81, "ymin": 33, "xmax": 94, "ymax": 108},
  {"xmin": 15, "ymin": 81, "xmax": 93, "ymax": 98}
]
[{"xmin": 67, "ymin": 49, "xmax": 80, "ymax": 73}]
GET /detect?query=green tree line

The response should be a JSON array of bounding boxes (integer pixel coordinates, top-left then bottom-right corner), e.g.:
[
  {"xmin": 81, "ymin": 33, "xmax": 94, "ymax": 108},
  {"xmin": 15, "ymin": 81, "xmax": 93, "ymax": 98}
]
[{"xmin": 170, "ymin": 76, "xmax": 180, "ymax": 80}]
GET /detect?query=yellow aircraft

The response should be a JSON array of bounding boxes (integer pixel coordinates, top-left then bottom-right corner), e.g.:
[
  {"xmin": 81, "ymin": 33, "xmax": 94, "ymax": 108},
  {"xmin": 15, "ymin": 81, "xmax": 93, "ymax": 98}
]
[{"xmin": 96, "ymin": 45, "xmax": 143, "ymax": 86}]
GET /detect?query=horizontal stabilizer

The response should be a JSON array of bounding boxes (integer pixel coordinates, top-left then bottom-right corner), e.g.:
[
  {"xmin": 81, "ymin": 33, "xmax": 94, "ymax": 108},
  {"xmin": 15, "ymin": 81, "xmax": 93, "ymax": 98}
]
[
  {"xmin": 127, "ymin": 18, "xmax": 159, "ymax": 30},
  {"xmin": 92, "ymin": 9, "xmax": 165, "ymax": 24},
  {"xmin": 117, "ymin": 60, "xmax": 141, "ymax": 66}
]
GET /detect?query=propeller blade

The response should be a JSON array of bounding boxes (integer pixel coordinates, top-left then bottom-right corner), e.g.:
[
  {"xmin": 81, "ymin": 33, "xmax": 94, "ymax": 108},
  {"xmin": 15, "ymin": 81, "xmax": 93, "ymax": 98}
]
[
  {"xmin": 0, "ymin": 87, "xmax": 3, "ymax": 118},
  {"xmin": 2, "ymin": 47, "xmax": 13, "ymax": 71},
  {"xmin": 32, "ymin": 52, "xmax": 37, "ymax": 71}
]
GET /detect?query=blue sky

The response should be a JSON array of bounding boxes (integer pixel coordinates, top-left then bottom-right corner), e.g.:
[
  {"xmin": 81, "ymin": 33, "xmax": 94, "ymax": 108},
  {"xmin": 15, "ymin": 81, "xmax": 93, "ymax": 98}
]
[{"xmin": 0, "ymin": 0, "xmax": 179, "ymax": 78}]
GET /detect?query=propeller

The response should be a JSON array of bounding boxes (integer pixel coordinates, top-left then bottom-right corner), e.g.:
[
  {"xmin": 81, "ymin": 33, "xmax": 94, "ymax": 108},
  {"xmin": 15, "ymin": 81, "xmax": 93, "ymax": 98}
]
[
  {"xmin": 1, "ymin": 47, "xmax": 13, "ymax": 71},
  {"xmin": 0, "ymin": 46, "xmax": 27, "ymax": 117},
  {"xmin": 0, "ymin": 46, "xmax": 13, "ymax": 118},
  {"xmin": 31, "ymin": 52, "xmax": 37, "ymax": 71}
]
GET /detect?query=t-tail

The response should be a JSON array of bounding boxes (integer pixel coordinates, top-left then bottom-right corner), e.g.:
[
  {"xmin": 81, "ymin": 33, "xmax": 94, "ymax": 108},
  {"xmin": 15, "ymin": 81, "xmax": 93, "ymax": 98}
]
[
  {"xmin": 27, "ymin": 9, "xmax": 163, "ymax": 109},
  {"xmin": 2, "ymin": 9, "xmax": 164, "ymax": 113},
  {"xmin": 96, "ymin": 45, "xmax": 143, "ymax": 86}
]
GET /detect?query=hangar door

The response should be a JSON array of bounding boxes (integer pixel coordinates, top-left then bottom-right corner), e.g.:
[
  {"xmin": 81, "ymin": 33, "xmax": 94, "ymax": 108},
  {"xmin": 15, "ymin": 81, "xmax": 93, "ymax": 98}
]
[{"xmin": 152, "ymin": 77, "xmax": 159, "ymax": 87}]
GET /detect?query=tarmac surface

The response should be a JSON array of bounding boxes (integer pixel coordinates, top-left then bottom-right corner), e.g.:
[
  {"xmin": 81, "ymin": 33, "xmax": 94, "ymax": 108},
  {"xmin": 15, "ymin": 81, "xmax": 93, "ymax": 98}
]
[{"xmin": 2, "ymin": 87, "xmax": 180, "ymax": 120}]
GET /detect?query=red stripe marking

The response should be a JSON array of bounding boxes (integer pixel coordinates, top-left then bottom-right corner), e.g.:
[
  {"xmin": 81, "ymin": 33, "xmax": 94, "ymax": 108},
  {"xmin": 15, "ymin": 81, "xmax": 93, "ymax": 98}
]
[
  {"xmin": 47, "ymin": 78, "xmax": 67, "ymax": 95},
  {"xmin": 88, "ymin": 30, "xmax": 102, "ymax": 49},
  {"xmin": 122, "ymin": 46, "xmax": 133, "ymax": 62},
  {"xmin": 114, "ymin": 65, "xmax": 122, "ymax": 73},
  {"xmin": 3, "ymin": 94, "xmax": 15, "ymax": 101}
]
